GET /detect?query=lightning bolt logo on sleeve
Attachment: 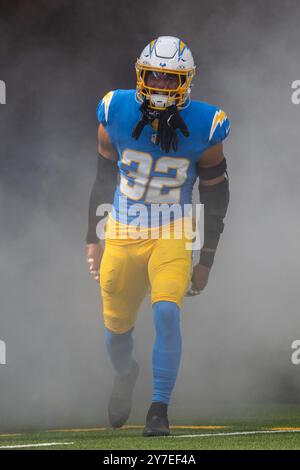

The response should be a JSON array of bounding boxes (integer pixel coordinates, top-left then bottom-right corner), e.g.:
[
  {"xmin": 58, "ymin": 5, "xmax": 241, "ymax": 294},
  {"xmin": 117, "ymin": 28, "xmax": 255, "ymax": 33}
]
[
  {"xmin": 102, "ymin": 91, "xmax": 114, "ymax": 124},
  {"xmin": 209, "ymin": 109, "xmax": 229, "ymax": 142}
]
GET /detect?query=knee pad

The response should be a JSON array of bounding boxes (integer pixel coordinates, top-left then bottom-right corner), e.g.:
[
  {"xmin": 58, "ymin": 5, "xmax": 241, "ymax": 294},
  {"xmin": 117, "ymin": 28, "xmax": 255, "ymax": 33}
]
[
  {"xmin": 151, "ymin": 259, "xmax": 191, "ymax": 306},
  {"xmin": 155, "ymin": 277, "xmax": 182, "ymax": 299}
]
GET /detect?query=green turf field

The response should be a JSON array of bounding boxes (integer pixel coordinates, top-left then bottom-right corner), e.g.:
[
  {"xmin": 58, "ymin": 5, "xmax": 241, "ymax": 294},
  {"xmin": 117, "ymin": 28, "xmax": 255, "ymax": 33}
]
[{"xmin": 1, "ymin": 405, "xmax": 300, "ymax": 450}]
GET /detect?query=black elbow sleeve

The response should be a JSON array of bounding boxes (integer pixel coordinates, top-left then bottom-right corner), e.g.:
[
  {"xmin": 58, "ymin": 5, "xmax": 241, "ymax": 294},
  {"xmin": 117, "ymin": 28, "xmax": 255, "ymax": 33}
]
[
  {"xmin": 86, "ymin": 156, "xmax": 118, "ymax": 244},
  {"xmin": 199, "ymin": 177, "xmax": 230, "ymax": 250}
]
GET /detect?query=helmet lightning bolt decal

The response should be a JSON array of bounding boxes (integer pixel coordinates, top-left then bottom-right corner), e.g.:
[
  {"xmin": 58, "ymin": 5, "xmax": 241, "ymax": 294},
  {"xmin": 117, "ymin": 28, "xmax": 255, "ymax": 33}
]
[
  {"xmin": 149, "ymin": 39, "xmax": 157, "ymax": 57},
  {"xmin": 178, "ymin": 39, "xmax": 186, "ymax": 60},
  {"xmin": 209, "ymin": 110, "xmax": 227, "ymax": 141}
]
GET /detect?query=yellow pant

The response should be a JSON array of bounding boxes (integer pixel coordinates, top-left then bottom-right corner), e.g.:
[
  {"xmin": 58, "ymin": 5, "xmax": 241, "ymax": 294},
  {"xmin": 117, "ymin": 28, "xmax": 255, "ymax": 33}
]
[{"xmin": 99, "ymin": 217, "xmax": 193, "ymax": 333}]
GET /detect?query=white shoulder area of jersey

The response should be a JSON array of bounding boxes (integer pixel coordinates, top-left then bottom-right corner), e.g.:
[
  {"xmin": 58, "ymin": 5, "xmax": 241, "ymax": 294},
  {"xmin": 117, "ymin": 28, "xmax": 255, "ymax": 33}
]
[
  {"xmin": 209, "ymin": 108, "xmax": 229, "ymax": 142},
  {"xmin": 101, "ymin": 90, "xmax": 115, "ymax": 124}
]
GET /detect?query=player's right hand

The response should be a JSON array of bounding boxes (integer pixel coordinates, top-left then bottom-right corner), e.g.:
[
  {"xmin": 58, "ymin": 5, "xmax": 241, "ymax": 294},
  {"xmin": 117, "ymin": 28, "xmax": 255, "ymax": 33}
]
[{"xmin": 86, "ymin": 243, "xmax": 103, "ymax": 282}]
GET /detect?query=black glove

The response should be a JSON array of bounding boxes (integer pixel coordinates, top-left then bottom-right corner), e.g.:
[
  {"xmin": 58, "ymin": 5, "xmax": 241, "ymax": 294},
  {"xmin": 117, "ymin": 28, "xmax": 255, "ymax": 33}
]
[
  {"xmin": 132, "ymin": 102, "xmax": 189, "ymax": 153},
  {"xmin": 156, "ymin": 105, "xmax": 189, "ymax": 153},
  {"xmin": 132, "ymin": 101, "xmax": 160, "ymax": 140}
]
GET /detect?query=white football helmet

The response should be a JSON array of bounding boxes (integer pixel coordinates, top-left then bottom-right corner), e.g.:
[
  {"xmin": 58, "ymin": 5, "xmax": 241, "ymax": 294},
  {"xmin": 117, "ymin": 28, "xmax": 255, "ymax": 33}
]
[{"xmin": 135, "ymin": 36, "xmax": 196, "ymax": 110}]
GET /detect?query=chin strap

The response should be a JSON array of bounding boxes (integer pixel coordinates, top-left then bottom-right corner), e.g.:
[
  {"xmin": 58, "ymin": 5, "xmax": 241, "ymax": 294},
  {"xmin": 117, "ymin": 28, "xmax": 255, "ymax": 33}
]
[{"xmin": 132, "ymin": 102, "xmax": 189, "ymax": 153}]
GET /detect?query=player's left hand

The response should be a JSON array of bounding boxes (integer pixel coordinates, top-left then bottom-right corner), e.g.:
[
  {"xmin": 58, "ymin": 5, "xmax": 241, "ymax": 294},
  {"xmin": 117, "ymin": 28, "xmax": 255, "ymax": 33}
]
[{"xmin": 185, "ymin": 264, "xmax": 210, "ymax": 296}]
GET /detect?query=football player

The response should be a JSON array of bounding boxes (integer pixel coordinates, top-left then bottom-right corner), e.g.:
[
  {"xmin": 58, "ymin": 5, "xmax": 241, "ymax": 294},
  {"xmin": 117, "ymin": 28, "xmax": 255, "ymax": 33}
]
[{"xmin": 86, "ymin": 36, "xmax": 230, "ymax": 436}]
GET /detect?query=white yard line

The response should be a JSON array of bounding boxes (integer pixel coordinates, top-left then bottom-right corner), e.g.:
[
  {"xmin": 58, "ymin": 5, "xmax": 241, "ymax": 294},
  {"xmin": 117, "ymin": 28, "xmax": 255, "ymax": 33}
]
[
  {"xmin": 0, "ymin": 441, "xmax": 74, "ymax": 449},
  {"xmin": 170, "ymin": 430, "xmax": 300, "ymax": 438}
]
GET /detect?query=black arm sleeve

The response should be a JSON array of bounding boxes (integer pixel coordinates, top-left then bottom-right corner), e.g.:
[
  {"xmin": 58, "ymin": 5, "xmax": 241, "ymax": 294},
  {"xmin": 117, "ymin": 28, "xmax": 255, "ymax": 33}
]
[
  {"xmin": 198, "ymin": 165, "xmax": 230, "ymax": 268},
  {"xmin": 86, "ymin": 155, "xmax": 118, "ymax": 244},
  {"xmin": 199, "ymin": 178, "xmax": 229, "ymax": 249}
]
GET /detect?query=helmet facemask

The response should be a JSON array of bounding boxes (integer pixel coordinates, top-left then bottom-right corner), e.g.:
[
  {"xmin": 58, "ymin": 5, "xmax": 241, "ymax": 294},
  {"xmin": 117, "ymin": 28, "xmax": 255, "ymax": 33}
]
[{"xmin": 135, "ymin": 62, "xmax": 195, "ymax": 111}]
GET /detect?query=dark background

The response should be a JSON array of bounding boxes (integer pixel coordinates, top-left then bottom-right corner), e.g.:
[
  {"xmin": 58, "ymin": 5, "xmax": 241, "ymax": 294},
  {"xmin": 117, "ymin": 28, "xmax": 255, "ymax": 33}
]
[{"xmin": 0, "ymin": 0, "xmax": 300, "ymax": 431}]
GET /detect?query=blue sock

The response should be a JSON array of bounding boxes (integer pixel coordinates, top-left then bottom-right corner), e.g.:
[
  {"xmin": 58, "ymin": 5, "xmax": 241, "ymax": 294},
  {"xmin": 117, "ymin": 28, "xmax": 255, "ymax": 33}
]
[
  {"xmin": 104, "ymin": 328, "xmax": 133, "ymax": 377},
  {"xmin": 152, "ymin": 301, "xmax": 182, "ymax": 405}
]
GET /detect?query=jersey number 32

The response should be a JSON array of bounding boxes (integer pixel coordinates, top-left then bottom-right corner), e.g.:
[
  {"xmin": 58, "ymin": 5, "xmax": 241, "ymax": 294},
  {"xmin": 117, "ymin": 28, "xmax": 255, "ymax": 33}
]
[{"xmin": 120, "ymin": 150, "xmax": 190, "ymax": 204}]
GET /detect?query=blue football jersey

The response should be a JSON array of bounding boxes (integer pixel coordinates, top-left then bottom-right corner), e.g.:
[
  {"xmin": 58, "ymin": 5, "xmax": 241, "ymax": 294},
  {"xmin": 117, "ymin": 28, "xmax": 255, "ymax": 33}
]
[{"xmin": 97, "ymin": 89, "xmax": 230, "ymax": 227}]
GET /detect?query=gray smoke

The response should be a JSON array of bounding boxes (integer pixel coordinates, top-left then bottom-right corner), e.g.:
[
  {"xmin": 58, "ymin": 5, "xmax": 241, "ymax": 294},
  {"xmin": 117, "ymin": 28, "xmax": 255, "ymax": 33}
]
[{"xmin": 0, "ymin": 0, "xmax": 300, "ymax": 431}]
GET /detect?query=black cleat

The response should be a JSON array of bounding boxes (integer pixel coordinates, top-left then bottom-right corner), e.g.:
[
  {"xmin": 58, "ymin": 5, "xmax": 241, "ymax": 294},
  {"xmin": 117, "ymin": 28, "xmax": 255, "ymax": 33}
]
[
  {"xmin": 143, "ymin": 402, "xmax": 170, "ymax": 437},
  {"xmin": 108, "ymin": 360, "xmax": 139, "ymax": 428}
]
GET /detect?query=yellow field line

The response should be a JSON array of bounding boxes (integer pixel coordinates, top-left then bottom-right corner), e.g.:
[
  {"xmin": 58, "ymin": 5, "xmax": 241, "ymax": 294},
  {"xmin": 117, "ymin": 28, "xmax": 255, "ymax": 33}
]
[
  {"xmin": 171, "ymin": 430, "xmax": 300, "ymax": 439},
  {"xmin": 47, "ymin": 427, "xmax": 107, "ymax": 433},
  {"xmin": 125, "ymin": 425, "xmax": 227, "ymax": 430},
  {"xmin": 0, "ymin": 425, "xmax": 227, "ymax": 437},
  {"xmin": 47, "ymin": 425, "xmax": 227, "ymax": 432}
]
